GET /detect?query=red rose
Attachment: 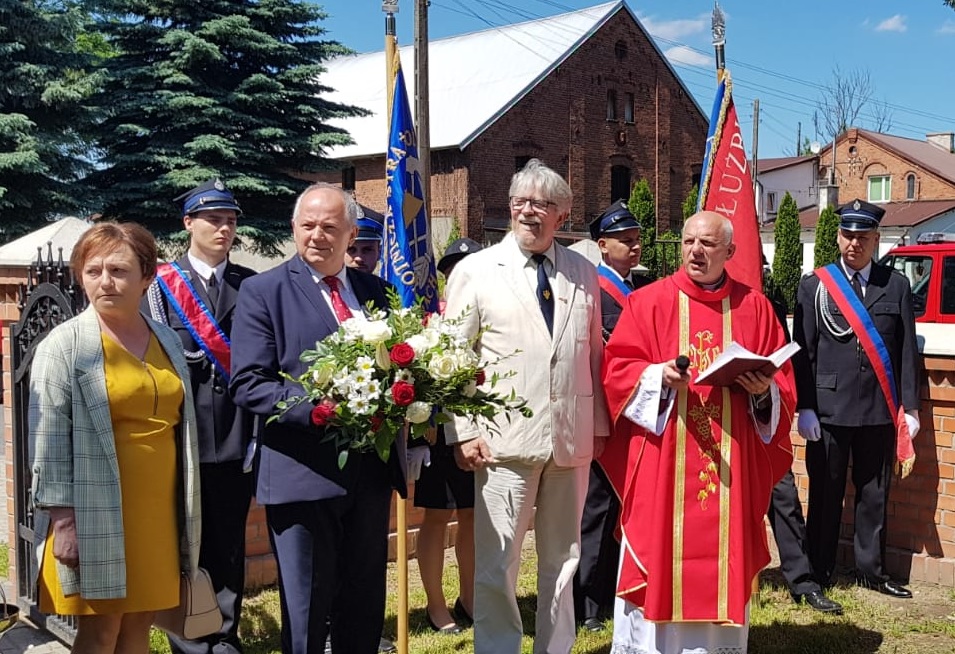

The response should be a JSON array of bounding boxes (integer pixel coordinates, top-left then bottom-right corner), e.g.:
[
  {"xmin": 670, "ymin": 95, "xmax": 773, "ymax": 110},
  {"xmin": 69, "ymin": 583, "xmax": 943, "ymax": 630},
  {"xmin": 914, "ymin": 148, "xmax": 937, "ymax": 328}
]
[
  {"xmin": 390, "ymin": 342, "xmax": 416, "ymax": 367},
  {"xmin": 370, "ymin": 413, "xmax": 384, "ymax": 432},
  {"xmin": 310, "ymin": 403, "xmax": 335, "ymax": 427},
  {"xmin": 475, "ymin": 369, "xmax": 486, "ymax": 386},
  {"xmin": 391, "ymin": 381, "xmax": 416, "ymax": 407}
]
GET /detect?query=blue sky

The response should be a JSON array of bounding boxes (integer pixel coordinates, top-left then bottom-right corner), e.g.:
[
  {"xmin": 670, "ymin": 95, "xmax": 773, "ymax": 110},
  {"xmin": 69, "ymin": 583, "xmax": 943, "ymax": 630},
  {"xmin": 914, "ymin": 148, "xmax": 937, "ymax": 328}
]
[{"xmin": 320, "ymin": 0, "xmax": 955, "ymax": 159}]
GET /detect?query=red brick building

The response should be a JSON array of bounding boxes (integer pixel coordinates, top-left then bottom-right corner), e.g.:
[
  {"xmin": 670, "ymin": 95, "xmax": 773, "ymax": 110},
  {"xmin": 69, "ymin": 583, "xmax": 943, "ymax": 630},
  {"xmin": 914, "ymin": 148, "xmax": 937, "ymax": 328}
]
[{"xmin": 317, "ymin": 1, "xmax": 707, "ymax": 247}]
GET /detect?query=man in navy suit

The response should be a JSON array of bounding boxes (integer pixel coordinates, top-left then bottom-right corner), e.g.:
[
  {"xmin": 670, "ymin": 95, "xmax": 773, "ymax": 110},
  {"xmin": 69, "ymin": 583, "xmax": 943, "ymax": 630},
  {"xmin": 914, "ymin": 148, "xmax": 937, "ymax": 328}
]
[
  {"xmin": 145, "ymin": 178, "xmax": 256, "ymax": 654},
  {"xmin": 230, "ymin": 183, "xmax": 406, "ymax": 654}
]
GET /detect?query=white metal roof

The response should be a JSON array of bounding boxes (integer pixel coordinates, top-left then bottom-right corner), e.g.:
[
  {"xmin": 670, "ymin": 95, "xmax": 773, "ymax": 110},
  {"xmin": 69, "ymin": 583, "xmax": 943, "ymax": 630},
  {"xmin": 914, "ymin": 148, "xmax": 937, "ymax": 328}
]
[
  {"xmin": 323, "ymin": 1, "xmax": 701, "ymax": 160},
  {"xmin": 0, "ymin": 217, "xmax": 91, "ymax": 266}
]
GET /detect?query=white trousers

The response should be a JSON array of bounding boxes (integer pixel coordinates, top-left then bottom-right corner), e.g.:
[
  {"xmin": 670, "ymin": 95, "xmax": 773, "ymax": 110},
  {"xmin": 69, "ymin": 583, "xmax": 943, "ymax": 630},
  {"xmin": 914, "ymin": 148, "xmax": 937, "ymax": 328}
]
[{"xmin": 472, "ymin": 458, "xmax": 589, "ymax": 654}]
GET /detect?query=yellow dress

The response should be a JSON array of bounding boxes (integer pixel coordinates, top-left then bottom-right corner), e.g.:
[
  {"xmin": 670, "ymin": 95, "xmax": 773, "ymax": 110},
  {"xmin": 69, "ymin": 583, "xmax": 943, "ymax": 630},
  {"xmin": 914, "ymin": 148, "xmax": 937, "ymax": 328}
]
[{"xmin": 39, "ymin": 332, "xmax": 183, "ymax": 614}]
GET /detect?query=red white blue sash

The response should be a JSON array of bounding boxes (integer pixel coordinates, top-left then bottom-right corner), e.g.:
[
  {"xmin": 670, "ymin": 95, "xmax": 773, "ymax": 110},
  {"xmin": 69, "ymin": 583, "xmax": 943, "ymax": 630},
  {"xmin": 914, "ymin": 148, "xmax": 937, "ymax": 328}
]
[
  {"xmin": 597, "ymin": 263, "xmax": 631, "ymax": 307},
  {"xmin": 815, "ymin": 263, "xmax": 915, "ymax": 475},
  {"xmin": 155, "ymin": 262, "xmax": 232, "ymax": 381}
]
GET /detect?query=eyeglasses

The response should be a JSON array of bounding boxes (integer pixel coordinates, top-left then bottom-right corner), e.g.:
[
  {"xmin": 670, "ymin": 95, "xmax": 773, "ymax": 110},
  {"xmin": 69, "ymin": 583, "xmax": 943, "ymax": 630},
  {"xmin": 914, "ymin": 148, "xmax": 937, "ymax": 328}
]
[{"xmin": 509, "ymin": 197, "xmax": 557, "ymax": 212}]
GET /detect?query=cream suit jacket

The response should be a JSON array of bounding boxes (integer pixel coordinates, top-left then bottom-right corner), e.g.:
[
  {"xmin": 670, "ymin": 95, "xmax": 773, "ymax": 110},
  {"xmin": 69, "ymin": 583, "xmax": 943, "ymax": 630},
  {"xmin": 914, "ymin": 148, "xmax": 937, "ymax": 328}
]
[{"xmin": 444, "ymin": 233, "xmax": 609, "ymax": 466}]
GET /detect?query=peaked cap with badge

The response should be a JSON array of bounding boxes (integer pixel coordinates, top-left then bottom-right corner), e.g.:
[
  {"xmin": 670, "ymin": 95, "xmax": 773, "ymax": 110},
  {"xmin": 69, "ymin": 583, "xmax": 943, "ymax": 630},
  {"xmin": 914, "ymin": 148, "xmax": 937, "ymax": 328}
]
[
  {"xmin": 589, "ymin": 200, "xmax": 642, "ymax": 241},
  {"xmin": 175, "ymin": 178, "xmax": 242, "ymax": 217},
  {"xmin": 355, "ymin": 205, "xmax": 385, "ymax": 242},
  {"xmin": 836, "ymin": 198, "xmax": 884, "ymax": 232},
  {"xmin": 437, "ymin": 237, "xmax": 483, "ymax": 275}
]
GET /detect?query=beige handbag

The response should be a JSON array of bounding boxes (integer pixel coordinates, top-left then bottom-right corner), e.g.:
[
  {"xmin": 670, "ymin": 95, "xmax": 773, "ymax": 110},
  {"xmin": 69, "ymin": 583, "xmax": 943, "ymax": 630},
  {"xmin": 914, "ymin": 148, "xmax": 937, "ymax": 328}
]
[{"xmin": 154, "ymin": 567, "xmax": 223, "ymax": 639}]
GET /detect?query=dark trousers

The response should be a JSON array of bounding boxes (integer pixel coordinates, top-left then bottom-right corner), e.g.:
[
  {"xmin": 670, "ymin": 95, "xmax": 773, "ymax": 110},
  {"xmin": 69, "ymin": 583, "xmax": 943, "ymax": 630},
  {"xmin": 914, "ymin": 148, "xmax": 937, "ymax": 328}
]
[
  {"xmin": 573, "ymin": 462, "xmax": 621, "ymax": 622},
  {"xmin": 806, "ymin": 423, "xmax": 895, "ymax": 586},
  {"xmin": 169, "ymin": 461, "xmax": 253, "ymax": 654},
  {"xmin": 767, "ymin": 469, "xmax": 820, "ymax": 597},
  {"xmin": 266, "ymin": 463, "xmax": 393, "ymax": 654}
]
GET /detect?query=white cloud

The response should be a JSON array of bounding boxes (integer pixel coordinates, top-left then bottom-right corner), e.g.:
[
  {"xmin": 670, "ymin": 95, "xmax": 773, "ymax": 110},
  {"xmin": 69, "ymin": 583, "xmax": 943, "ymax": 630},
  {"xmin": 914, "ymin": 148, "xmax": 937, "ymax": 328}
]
[
  {"xmin": 938, "ymin": 20, "xmax": 955, "ymax": 34},
  {"xmin": 640, "ymin": 15, "xmax": 708, "ymax": 41},
  {"xmin": 663, "ymin": 45, "xmax": 713, "ymax": 68},
  {"xmin": 875, "ymin": 14, "xmax": 907, "ymax": 32}
]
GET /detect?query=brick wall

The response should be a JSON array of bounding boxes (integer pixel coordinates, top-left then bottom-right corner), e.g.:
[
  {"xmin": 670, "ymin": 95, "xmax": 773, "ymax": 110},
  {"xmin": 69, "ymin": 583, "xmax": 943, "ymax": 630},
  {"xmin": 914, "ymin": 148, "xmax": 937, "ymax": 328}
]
[
  {"xmin": 820, "ymin": 128, "xmax": 955, "ymax": 203},
  {"xmin": 315, "ymin": 8, "xmax": 707, "ymax": 243}
]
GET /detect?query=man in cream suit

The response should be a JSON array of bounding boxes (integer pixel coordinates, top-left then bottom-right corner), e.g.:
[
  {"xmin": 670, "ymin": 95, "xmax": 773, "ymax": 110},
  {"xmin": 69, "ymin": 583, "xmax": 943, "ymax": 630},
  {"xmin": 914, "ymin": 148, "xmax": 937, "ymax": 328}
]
[{"xmin": 444, "ymin": 159, "xmax": 609, "ymax": 654}]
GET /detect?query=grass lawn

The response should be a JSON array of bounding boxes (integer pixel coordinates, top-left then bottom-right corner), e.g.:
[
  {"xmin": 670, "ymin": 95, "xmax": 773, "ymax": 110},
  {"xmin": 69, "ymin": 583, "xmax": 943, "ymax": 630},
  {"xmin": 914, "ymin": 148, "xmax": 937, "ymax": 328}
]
[{"xmin": 147, "ymin": 533, "xmax": 955, "ymax": 654}]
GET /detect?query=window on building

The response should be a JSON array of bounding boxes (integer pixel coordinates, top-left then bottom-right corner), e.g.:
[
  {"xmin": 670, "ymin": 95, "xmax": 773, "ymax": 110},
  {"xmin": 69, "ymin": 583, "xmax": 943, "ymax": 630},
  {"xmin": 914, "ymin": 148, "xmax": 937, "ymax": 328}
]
[
  {"xmin": 515, "ymin": 155, "xmax": 531, "ymax": 171},
  {"xmin": 766, "ymin": 192, "xmax": 777, "ymax": 214},
  {"xmin": 624, "ymin": 93, "xmax": 634, "ymax": 123},
  {"xmin": 341, "ymin": 166, "xmax": 356, "ymax": 191},
  {"xmin": 606, "ymin": 89, "xmax": 617, "ymax": 121},
  {"xmin": 610, "ymin": 165, "xmax": 631, "ymax": 203},
  {"xmin": 868, "ymin": 175, "xmax": 891, "ymax": 203},
  {"xmin": 614, "ymin": 40, "xmax": 628, "ymax": 60},
  {"xmin": 906, "ymin": 173, "xmax": 917, "ymax": 200}
]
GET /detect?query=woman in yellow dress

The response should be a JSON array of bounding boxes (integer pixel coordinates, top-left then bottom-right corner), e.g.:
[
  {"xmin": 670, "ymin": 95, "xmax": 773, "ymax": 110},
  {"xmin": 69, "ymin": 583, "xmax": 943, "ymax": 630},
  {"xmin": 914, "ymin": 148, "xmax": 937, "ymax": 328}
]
[{"xmin": 30, "ymin": 222, "xmax": 201, "ymax": 654}]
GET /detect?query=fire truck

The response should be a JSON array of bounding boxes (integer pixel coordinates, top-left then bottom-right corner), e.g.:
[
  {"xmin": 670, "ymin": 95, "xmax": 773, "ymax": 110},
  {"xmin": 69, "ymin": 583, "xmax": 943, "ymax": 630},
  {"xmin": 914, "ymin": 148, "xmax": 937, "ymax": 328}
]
[{"xmin": 880, "ymin": 232, "xmax": 955, "ymax": 324}]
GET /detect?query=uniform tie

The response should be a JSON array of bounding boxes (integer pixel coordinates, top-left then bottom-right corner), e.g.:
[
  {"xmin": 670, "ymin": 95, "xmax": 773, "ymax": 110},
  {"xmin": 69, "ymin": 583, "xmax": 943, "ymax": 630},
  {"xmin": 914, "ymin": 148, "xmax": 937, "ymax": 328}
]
[
  {"xmin": 532, "ymin": 253, "xmax": 554, "ymax": 335},
  {"xmin": 851, "ymin": 272, "xmax": 863, "ymax": 300},
  {"xmin": 206, "ymin": 273, "xmax": 219, "ymax": 309},
  {"xmin": 323, "ymin": 276, "xmax": 354, "ymax": 324}
]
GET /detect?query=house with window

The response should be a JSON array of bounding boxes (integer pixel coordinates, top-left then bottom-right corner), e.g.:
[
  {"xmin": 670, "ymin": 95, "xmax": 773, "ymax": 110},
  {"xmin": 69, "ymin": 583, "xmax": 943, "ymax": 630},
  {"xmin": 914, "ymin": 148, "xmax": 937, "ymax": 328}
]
[
  {"xmin": 313, "ymin": 1, "xmax": 707, "ymax": 248},
  {"xmin": 759, "ymin": 129, "xmax": 955, "ymax": 274}
]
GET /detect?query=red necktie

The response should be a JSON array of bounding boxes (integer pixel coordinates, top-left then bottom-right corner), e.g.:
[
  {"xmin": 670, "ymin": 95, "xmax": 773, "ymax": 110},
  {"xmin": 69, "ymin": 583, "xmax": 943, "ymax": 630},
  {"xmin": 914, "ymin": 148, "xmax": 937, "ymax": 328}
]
[{"xmin": 323, "ymin": 276, "xmax": 354, "ymax": 323}]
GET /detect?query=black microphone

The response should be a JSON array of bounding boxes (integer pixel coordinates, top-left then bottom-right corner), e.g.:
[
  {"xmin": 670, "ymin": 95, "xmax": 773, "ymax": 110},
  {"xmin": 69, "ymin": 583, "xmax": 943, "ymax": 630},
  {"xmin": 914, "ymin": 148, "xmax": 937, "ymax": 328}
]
[{"xmin": 675, "ymin": 355, "xmax": 690, "ymax": 375}]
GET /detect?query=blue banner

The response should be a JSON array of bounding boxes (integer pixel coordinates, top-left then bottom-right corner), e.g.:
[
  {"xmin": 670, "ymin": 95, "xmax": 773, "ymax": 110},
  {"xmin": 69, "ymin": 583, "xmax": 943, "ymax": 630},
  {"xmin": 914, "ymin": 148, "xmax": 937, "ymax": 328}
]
[{"xmin": 383, "ymin": 60, "xmax": 439, "ymax": 312}]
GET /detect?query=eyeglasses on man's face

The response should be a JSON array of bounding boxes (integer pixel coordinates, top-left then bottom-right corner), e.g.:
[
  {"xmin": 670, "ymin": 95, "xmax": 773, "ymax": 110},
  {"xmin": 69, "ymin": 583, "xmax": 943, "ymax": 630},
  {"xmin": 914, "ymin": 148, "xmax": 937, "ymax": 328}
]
[{"xmin": 509, "ymin": 196, "xmax": 557, "ymax": 212}]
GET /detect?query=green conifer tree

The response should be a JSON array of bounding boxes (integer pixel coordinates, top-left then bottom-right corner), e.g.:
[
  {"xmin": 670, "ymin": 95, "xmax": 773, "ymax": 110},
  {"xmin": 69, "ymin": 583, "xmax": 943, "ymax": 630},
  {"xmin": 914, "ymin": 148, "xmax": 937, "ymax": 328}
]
[
  {"xmin": 627, "ymin": 178, "xmax": 659, "ymax": 278},
  {"xmin": 84, "ymin": 0, "xmax": 366, "ymax": 254},
  {"xmin": 814, "ymin": 204, "xmax": 840, "ymax": 269},
  {"xmin": 0, "ymin": 1, "xmax": 97, "ymax": 239},
  {"xmin": 772, "ymin": 192, "xmax": 802, "ymax": 313}
]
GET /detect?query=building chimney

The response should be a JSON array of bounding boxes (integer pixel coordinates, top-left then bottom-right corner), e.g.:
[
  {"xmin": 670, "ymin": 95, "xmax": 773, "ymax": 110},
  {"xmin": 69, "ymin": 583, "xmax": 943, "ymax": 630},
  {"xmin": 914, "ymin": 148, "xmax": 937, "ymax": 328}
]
[{"xmin": 927, "ymin": 132, "xmax": 955, "ymax": 153}]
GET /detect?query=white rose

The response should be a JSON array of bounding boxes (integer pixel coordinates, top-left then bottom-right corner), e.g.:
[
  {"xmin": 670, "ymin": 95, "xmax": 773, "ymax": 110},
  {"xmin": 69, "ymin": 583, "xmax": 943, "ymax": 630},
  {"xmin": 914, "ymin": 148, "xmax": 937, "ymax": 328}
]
[
  {"xmin": 421, "ymin": 328, "xmax": 441, "ymax": 349},
  {"xmin": 360, "ymin": 320, "xmax": 392, "ymax": 344},
  {"xmin": 453, "ymin": 348, "xmax": 478, "ymax": 369},
  {"xmin": 406, "ymin": 334, "xmax": 429, "ymax": 355},
  {"xmin": 406, "ymin": 401, "xmax": 432, "ymax": 424},
  {"xmin": 428, "ymin": 353, "xmax": 458, "ymax": 380}
]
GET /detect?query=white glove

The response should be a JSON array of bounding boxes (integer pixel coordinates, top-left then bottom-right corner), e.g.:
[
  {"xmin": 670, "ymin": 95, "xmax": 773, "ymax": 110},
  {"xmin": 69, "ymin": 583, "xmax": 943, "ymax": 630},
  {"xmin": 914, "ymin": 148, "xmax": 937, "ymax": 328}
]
[
  {"xmin": 904, "ymin": 410, "xmax": 920, "ymax": 440},
  {"xmin": 797, "ymin": 409, "xmax": 821, "ymax": 442},
  {"xmin": 406, "ymin": 446, "xmax": 432, "ymax": 481}
]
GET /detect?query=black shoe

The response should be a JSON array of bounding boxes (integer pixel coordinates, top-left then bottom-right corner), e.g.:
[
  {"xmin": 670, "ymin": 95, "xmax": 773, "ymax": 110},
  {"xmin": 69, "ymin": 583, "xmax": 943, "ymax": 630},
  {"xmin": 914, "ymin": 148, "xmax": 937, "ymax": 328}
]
[
  {"xmin": 582, "ymin": 617, "xmax": 605, "ymax": 632},
  {"xmin": 794, "ymin": 590, "xmax": 843, "ymax": 614},
  {"xmin": 859, "ymin": 578, "xmax": 913, "ymax": 599},
  {"xmin": 453, "ymin": 597, "xmax": 473, "ymax": 627},
  {"xmin": 378, "ymin": 637, "xmax": 397, "ymax": 652},
  {"xmin": 426, "ymin": 611, "xmax": 464, "ymax": 634}
]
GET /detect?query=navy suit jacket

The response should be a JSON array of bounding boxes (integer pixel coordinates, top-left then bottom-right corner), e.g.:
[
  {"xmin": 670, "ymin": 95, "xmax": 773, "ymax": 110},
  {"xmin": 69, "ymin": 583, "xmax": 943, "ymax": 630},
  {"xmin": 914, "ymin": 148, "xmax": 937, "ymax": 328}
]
[
  {"xmin": 143, "ymin": 256, "xmax": 256, "ymax": 463},
  {"xmin": 793, "ymin": 260, "xmax": 920, "ymax": 427},
  {"xmin": 229, "ymin": 256, "xmax": 407, "ymax": 504}
]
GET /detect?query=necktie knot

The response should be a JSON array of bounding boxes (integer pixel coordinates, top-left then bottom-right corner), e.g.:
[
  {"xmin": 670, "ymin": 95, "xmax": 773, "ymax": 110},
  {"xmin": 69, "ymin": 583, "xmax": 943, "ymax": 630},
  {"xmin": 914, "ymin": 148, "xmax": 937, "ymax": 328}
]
[
  {"xmin": 850, "ymin": 272, "xmax": 863, "ymax": 300},
  {"xmin": 323, "ymin": 276, "xmax": 354, "ymax": 323}
]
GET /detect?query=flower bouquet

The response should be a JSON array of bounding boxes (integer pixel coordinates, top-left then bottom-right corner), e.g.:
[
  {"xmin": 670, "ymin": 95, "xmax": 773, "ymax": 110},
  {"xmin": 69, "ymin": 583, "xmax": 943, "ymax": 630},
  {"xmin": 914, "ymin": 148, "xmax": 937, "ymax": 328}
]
[{"xmin": 273, "ymin": 290, "xmax": 532, "ymax": 469}]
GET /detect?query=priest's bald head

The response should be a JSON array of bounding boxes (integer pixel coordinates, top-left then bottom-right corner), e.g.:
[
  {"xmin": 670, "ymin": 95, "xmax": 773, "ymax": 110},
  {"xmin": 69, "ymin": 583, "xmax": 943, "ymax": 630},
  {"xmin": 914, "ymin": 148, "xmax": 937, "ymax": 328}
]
[{"xmin": 681, "ymin": 211, "xmax": 736, "ymax": 285}]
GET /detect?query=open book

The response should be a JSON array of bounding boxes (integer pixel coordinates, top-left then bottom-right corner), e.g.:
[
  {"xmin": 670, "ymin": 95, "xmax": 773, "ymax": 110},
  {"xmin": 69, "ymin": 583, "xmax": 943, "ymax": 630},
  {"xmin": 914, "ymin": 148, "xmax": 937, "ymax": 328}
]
[{"xmin": 695, "ymin": 341, "xmax": 801, "ymax": 386}]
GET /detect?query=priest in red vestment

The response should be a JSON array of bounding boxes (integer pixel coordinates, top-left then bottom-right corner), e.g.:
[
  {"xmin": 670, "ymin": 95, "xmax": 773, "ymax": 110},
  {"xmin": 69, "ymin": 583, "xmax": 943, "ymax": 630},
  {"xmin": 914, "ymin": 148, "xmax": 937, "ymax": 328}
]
[{"xmin": 601, "ymin": 211, "xmax": 795, "ymax": 654}]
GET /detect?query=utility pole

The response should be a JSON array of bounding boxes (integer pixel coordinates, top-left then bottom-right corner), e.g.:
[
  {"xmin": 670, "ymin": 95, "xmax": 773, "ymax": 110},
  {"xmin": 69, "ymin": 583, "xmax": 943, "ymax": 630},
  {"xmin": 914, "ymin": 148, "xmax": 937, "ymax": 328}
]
[
  {"xmin": 415, "ymin": 0, "xmax": 431, "ymax": 239},
  {"xmin": 796, "ymin": 121, "xmax": 802, "ymax": 156},
  {"xmin": 751, "ymin": 99, "xmax": 759, "ymax": 189}
]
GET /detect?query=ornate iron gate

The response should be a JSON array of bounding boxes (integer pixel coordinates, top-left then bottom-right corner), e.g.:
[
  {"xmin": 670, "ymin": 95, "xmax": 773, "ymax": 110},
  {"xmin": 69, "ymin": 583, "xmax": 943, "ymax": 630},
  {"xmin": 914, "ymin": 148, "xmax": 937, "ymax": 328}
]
[{"xmin": 12, "ymin": 245, "xmax": 87, "ymax": 643}]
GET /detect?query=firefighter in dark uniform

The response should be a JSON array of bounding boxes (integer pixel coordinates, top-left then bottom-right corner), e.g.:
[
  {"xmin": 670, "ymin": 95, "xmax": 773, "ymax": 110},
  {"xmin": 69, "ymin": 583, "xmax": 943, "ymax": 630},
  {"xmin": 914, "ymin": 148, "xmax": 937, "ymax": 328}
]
[
  {"xmin": 793, "ymin": 198, "xmax": 920, "ymax": 599},
  {"xmin": 573, "ymin": 200, "xmax": 649, "ymax": 631}
]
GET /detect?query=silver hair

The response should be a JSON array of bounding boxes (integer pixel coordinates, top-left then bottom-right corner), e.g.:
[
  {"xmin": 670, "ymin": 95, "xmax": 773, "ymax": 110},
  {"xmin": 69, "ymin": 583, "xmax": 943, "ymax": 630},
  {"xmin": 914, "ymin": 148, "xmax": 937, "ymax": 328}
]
[
  {"xmin": 509, "ymin": 159, "xmax": 572, "ymax": 213},
  {"xmin": 683, "ymin": 211, "xmax": 734, "ymax": 245},
  {"xmin": 291, "ymin": 183, "xmax": 360, "ymax": 226}
]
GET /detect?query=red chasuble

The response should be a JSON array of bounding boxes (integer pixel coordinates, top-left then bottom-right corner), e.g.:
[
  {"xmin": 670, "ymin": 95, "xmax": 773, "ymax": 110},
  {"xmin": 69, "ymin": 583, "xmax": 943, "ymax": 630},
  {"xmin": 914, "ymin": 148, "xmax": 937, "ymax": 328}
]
[{"xmin": 600, "ymin": 268, "xmax": 795, "ymax": 626}]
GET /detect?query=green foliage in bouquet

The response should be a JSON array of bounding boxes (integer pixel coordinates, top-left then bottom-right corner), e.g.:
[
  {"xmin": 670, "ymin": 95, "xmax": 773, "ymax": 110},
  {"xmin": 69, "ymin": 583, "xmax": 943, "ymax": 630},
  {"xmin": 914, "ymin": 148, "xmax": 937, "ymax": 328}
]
[{"xmin": 272, "ymin": 289, "xmax": 532, "ymax": 468}]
